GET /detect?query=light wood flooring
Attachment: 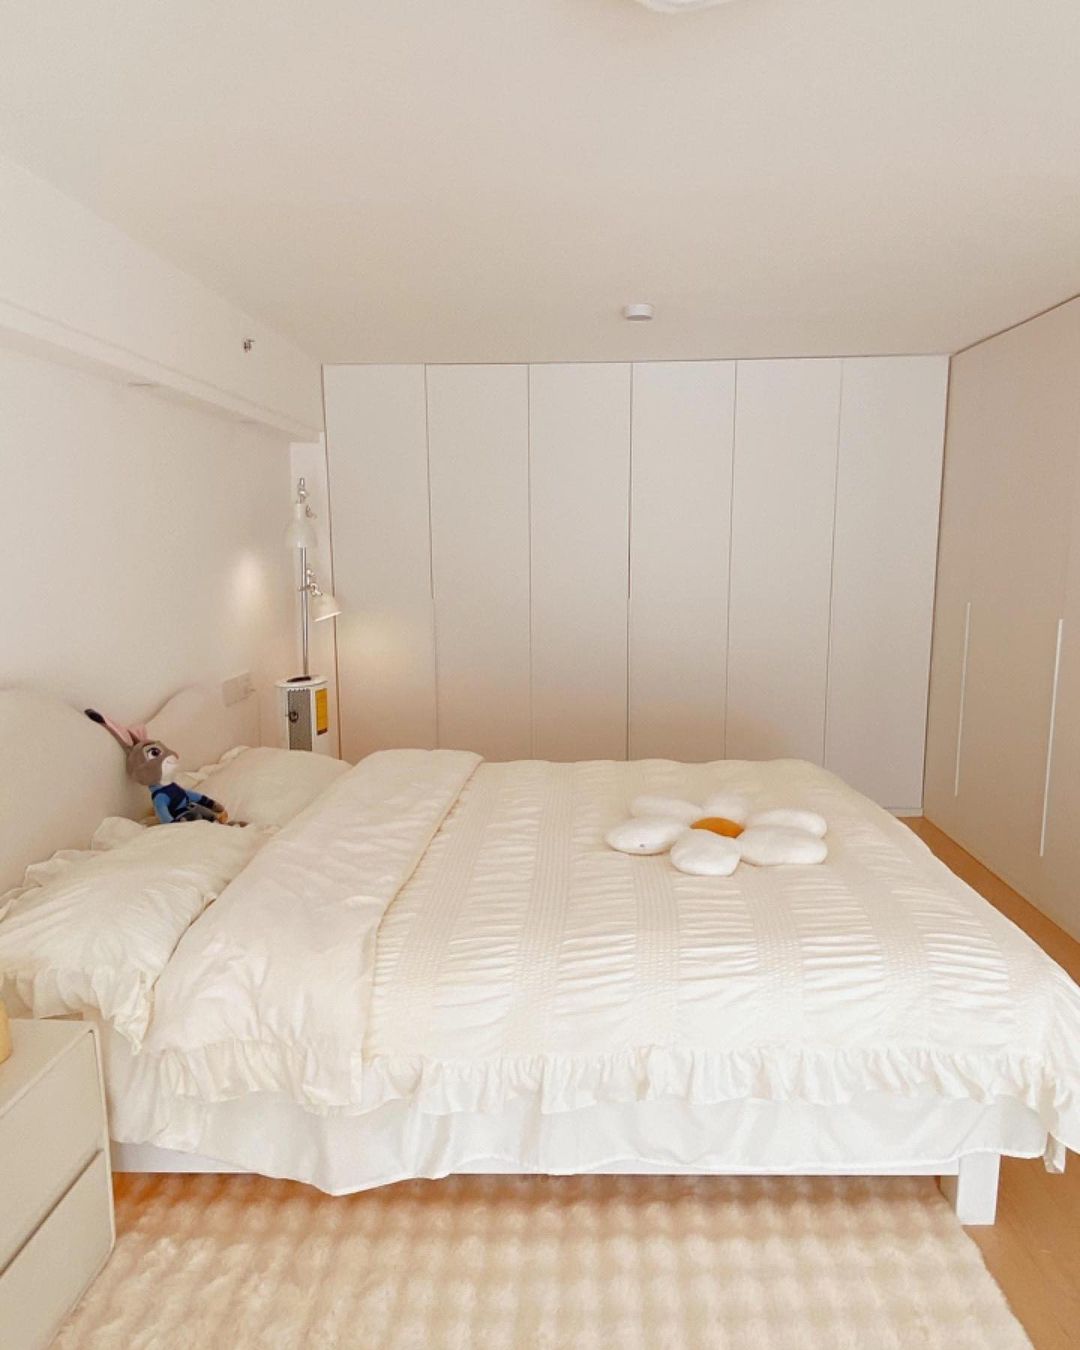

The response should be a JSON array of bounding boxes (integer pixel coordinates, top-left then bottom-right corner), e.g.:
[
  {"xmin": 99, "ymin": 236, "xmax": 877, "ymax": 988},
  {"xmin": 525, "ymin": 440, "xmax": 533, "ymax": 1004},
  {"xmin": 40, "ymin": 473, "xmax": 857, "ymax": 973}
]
[{"xmin": 907, "ymin": 817, "xmax": 1080, "ymax": 1350}]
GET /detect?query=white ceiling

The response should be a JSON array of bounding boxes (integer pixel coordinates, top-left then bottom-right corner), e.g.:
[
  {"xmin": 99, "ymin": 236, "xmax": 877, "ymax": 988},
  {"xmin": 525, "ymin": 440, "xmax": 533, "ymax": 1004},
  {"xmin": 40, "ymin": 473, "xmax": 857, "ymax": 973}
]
[{"xmin": 1, "ymin": 0, "xmax": 1078, "ymax": 363}]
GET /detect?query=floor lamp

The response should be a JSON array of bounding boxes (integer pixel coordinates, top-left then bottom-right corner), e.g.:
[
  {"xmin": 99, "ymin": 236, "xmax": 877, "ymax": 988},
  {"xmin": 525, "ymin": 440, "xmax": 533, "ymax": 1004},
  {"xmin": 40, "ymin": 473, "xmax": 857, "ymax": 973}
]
[{"xmin": 277, "ymin": 476, "xmax": 341, "ymax": 751}]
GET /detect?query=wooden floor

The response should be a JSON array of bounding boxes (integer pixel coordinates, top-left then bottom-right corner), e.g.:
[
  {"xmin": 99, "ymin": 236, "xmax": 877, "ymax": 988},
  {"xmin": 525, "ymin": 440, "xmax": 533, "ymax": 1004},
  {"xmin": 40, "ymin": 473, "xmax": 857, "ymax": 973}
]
[{"xmin": 906, "ymin": 818, "xmax": 1080, "ymax": 1350}]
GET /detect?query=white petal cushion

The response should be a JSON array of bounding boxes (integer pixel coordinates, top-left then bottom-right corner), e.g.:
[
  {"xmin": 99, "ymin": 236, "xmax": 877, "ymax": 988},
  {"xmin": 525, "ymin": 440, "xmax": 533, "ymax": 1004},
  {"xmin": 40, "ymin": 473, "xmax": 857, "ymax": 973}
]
[
  {"xmin": 700, "ymin": 793, "xmax": 752, "ymax": 824},
  {"xmin": 0, "ymin": 821, "xmax": 265, "ymax": 1046},
  {"xmin": 606, "ymin": 817, "xmax": 687, "ymax": 855},
  {"xmin": 629, "ymin": 795, "xmax": 701, "ymax": 825},
  {"xmin": 670, "ymin": 830, "xmax": 742, "ymax": 876},
  {"xmin": 738, "ymin": 826, "xmax": 828, "ymax": 867},
  {"xmin": 746, "ymin": 807, "xmax": 827, "ymax": 838},
  {"xmin": 181, "ymin": 746, "xmax": 350, "ymax": 829}
]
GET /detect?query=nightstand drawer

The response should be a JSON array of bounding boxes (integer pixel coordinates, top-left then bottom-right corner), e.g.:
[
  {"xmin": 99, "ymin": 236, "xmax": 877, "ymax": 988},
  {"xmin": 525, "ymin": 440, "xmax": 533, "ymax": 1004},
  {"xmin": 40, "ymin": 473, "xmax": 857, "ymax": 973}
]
[
  {"xmin": 0, "ymin": 1033, "xmax": 103, "ymax": 1265},
  {"xmin": 0, "ymin": 1151, "xmax": 113, "ymax": 1350}
]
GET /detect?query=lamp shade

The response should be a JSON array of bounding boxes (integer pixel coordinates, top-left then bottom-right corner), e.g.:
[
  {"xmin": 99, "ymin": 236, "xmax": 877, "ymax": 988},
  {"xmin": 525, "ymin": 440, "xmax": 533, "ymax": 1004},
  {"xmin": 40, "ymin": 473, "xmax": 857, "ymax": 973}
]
[
  {"xmin": 311, "ymin": 590, "xmax": 342, "ymax": 623},
  {"xmin": 285, "ymin": 501, "xmax": 317, "ymax": 550}
]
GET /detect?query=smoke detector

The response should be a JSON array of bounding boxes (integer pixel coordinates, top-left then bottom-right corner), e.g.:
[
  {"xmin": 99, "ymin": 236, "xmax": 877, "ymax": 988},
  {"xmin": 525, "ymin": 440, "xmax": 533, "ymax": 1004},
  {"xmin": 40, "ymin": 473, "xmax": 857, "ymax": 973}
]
[{"xmin": 623, "ymin": 303, "xmax": 655, "ymax": 322}]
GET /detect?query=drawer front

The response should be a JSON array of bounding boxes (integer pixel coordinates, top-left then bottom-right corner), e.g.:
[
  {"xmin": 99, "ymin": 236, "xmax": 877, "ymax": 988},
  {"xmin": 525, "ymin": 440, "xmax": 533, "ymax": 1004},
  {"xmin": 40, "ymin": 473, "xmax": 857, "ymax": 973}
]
[
  {"xmin": 0, "ymin": 1151, "xmax": 113, "ymax": 1350},
  {"xmin": 0, "ymin": 1034, "xmax": 104, "ymax": 1265}
]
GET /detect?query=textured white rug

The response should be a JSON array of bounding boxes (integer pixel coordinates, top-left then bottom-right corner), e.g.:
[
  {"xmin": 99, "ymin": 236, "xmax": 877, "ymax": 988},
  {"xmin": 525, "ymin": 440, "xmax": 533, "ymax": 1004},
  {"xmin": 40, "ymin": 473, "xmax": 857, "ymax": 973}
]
[{"xmin": 57, "ymin": 1172, "xmax": 1030, "ymax": 1349}]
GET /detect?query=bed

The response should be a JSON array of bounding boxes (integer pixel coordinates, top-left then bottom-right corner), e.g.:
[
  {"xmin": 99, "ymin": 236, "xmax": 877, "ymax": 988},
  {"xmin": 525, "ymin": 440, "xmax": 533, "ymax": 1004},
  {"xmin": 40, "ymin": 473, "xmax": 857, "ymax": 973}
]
[{"xmin": 3, "ymin": 686, "xmax": 1079, "ymax": 1226}]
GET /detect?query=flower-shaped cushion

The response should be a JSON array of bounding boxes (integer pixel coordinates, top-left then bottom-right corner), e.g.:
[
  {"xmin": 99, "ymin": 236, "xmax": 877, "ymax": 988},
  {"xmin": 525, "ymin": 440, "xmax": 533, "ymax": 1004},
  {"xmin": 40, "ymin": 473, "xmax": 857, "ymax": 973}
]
[{"xmin": 605, "ymin": 794, "xmax": 827, "ymax": 877}]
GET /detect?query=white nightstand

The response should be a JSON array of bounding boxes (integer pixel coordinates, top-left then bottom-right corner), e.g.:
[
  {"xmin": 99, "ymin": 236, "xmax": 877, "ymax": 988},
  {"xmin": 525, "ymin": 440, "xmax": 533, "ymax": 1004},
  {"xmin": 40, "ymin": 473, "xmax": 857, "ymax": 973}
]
[{"xmin": 0, "ymin": 1020, "xmax": 115, "ymax": 1350}]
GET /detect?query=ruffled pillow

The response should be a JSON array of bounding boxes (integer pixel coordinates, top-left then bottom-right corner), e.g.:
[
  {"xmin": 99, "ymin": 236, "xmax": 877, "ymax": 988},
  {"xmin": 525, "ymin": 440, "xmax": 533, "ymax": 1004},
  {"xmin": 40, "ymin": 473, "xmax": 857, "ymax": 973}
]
[{"xmin": 0, "ymin": 820, "xmax": 265, "ymax": 1046}]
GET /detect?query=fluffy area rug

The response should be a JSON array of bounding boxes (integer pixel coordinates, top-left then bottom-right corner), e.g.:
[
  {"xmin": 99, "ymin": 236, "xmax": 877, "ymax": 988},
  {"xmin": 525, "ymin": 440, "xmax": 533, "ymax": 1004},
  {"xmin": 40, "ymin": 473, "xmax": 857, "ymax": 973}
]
[{"xmin": 57, "ymin": 1172, "xmax": 1030, "ymax": 1349}]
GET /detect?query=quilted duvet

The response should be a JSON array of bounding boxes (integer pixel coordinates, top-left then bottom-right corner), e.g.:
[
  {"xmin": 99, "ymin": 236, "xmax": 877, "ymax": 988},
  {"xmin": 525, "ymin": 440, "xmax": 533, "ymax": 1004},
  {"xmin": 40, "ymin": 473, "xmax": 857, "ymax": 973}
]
[{"xmin": 129, "ymin": 750, "xmax": 1080, "ymax": 1158}]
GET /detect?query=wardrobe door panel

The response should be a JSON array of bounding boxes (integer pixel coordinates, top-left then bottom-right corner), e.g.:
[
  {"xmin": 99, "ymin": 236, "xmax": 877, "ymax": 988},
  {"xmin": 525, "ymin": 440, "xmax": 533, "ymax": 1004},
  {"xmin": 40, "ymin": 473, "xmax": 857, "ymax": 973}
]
[
  {"xmin": 726, "ymin": 359, "xmax": 842, "ymax": 763},
  {"xmin": 529, "ymin": 363, "xmax": 631, "ymax": 761},
  {"xmin": 427, "ymin": 364, "xmax": 531, "ymax": 759},
  {"xmin": 628, "ymin": 361, "xmax": 734, "ymax": 761},
  {"xmin": 1033, "ymin": 302, "xmax": 1080, "ymax": 938},
  {"xmin": 323, "ymin": 364, "xmax": 437, "ymax": 760},
  {"xmin": 950, "ymin": 302, "xmax": 1080, "ymax": 897},
  {"xmin": 1041, "ymin": 556, "xmax": 1080, "ymax": 940},
  {"xmin": 826, "ymin": 356, "xmax": 948, "ymax": 810},
  {"xmin": 922, "ymin": 355, "xmax": 988, "ymax": 837}
]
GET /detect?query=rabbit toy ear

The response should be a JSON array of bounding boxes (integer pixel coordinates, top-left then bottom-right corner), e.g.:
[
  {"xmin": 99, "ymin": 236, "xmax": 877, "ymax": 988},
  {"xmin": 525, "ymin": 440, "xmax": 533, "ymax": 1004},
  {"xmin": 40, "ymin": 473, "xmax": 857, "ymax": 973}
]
[{"xmin": 85, "ymin": 708, "xmax": 147, "ymax": 750}]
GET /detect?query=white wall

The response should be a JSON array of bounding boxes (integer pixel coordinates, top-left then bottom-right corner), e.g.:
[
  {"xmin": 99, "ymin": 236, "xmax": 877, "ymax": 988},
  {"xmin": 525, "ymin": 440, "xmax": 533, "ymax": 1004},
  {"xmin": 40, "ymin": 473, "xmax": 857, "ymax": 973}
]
[
  {"xmin": 326, "ymin": 357, "xmax": 947, "ymax": 811},
  {"xmin": 0, "ymin": 155, "xmax": 322, "ymax": 438},
  {"xmin": 0, "ymin": 347, "xmax": 294, "ymax": 743}
]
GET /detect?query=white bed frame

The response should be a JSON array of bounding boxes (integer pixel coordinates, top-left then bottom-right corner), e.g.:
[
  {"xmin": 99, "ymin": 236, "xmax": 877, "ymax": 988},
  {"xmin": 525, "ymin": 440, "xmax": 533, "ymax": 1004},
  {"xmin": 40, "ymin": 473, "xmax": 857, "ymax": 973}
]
[
  {"xmin": 2, "ymin": 684, "xmax": 1004, "ymax": 1224},
  {"xmin": 111, "ymin": 1141, "xmax": 1002, "ymax": 1224}
]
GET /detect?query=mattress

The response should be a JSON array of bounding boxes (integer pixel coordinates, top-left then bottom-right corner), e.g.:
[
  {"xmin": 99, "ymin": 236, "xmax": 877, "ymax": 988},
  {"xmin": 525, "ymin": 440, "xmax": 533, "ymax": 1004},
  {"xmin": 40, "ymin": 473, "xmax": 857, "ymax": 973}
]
[{"xmin": 100, "ymin": 752, "xmax": 1080, "ymax": 1190}]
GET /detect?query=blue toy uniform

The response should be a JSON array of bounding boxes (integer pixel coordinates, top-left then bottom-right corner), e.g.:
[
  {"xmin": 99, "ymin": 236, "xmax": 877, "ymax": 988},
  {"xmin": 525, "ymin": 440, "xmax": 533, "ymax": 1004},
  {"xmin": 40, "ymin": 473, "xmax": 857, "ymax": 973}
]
[{"xmin": 149, "ymin": 781, "xmax": 222, "ymax": 825}]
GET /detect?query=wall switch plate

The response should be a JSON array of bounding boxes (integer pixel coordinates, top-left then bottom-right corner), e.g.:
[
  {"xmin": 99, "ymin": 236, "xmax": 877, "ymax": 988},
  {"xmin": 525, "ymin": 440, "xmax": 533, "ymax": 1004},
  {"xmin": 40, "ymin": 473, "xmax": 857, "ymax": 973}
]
[{"xmin": 222, "ymin": 672, "xmax": 255, "ymax": 706}]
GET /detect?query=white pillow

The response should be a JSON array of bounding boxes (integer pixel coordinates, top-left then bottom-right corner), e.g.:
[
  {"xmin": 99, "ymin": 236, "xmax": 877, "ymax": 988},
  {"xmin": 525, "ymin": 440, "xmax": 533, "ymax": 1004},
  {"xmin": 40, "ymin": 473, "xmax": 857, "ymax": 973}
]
[
  {"xmin": 0, "ymin": 821, "xmax": 264, "ymax": 1046},
  {"xmin": 629, "ymin": 795, "xmax": 701, "ymax": 825},
  {"xmin": 0, "ymin": 816, "xmax": 146, "ymax": 922},
  {"xmin": 700, "ymin": 793, "xmax": 752, "ymax": 824},
  {"xmin": 606, "ymin": 816, "xmax": 688, "ymax": 855},
  {"xmin": 182, "ymin": 746, "xmax": 350, "ymax": 829},
  {"xmin": 670, "ymin": 830, "xmax": 742, "ymax": 877},
  {"xmin": 746, "ymin": 808, "xmax": 827, "ymax": 838},
  {"xmin": 738, "ymin": 826, "xmax": 828, "ymax": 867}
]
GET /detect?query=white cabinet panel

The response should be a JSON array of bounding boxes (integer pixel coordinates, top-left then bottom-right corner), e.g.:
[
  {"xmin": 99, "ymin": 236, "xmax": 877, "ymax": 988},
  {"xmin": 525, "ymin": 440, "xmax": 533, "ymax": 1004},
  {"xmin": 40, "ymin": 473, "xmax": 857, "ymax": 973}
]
[
  {"xmin": 427, "ymin": 364, "xmax": 531, "ymax": 759},
  {"xmin": 922, "ymin": 353, "xmax": 988, "ymax": 836},
  {"xmin": 529, "ymin": 363, "xmax": 631, "ymax": 760},
  {"xmin": 628, "ymin": 361, "xmax": 734, "ymax": 761},
  {"xmin": 826, "ymin": 357, "xmax": 948, "ymax": 809},
  {"xmin": 726, "ymin": 359, "xmax": 842, "ymax": 763},
  {"xmin": 947, "ymin": 303, "xmax": 1080, "ymax": 898},
  {"xmin": 323, "ymin": 364, "xmax": 436, "ymax": 760},
  {"xmin": 1042, "ymin": 472, "xmax": 1080, "ymax": 939}
]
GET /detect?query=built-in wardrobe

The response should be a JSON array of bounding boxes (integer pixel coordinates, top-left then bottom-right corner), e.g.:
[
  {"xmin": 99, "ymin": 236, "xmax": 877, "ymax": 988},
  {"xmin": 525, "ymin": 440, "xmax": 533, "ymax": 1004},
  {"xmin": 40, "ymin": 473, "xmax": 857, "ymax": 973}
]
[
  {"xmin": 324, "ymin": 357, "xmax": 948, "ymax": 812},
  {"xmin": 924, "ymin": 298, "xmax": 1080, "ymax": 939}
]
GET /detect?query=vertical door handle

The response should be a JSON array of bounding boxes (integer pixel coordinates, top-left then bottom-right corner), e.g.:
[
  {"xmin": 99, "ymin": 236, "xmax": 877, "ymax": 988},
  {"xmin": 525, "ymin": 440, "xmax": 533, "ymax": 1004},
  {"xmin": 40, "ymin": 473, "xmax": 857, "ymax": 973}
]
[
  {"xmin": 1039, "ymin": 618, "xmax": 1065, "ymax": 858},
  {"xmin": 954, "ymin": 600, "xmax": 972, "ymax": 797}
]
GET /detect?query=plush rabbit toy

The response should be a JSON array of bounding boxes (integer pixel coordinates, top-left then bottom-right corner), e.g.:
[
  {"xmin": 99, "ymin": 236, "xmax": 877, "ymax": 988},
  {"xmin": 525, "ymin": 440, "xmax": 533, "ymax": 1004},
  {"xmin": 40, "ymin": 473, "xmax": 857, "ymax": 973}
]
[{"xmin": 85, "ymin": 708, "xmax": 231, "ymax": 825}]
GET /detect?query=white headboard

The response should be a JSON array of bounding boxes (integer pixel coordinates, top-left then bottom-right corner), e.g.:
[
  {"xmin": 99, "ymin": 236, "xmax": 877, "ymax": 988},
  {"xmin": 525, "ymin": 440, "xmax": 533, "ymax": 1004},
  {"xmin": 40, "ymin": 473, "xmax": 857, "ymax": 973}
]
[{"xmin": 0, "ymin": 684, "xmax": 242, "ymax": 894}]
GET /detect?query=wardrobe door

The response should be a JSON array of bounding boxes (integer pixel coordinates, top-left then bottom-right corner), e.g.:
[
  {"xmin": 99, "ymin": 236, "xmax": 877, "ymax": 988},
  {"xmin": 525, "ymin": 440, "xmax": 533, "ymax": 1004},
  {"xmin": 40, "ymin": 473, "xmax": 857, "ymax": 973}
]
[
  {"xmin": 1035, "ymin": 305, "xmax": 1080, "ymax": 939},
  {"xmin": 529, "ymin": 363, "xmax": 631, "ymax": 760},
  {"xmin": 922, "ymin": 354, "xmax": 988, "ymax": 837},
  {"xmin": 426, "ymin": 365, "xmax": 532, "ymax": 759},
  {"xmin": 951, "ymin": 301, "xmax": 1080, "ymax": 898},
  {"xmin": 628, "ymin": 361, "xmax": 734, "ymax": 761},
  {"xmin": 826, "ymin": 357, "xmax": 948, "ymax": 810},
  {"xmin": 323, "ymin": 364, "xmax": 437, "ymax": 761},
  {"xmin": 1040, "ymin": 514, "xmax": 1080, "ymax": 940},
  {"xmin": 726, "ymin": 359, "xmax": 842, "ymax": 763}
]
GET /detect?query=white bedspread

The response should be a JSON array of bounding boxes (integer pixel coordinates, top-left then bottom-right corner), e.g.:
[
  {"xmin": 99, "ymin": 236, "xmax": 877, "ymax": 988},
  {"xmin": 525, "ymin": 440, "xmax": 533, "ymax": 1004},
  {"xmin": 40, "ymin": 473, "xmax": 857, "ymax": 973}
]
[{"xmin": 130, "ymin": 754, "xmax": 1080, "ymax": 1160}]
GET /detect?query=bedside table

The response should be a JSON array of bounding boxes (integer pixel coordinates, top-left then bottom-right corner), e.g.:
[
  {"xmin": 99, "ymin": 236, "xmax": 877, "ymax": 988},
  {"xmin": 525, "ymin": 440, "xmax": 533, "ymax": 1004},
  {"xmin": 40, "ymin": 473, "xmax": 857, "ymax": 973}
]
[{"xmin": 0, "ymin": 1020, "xmax": 115, "ymax": 1350}]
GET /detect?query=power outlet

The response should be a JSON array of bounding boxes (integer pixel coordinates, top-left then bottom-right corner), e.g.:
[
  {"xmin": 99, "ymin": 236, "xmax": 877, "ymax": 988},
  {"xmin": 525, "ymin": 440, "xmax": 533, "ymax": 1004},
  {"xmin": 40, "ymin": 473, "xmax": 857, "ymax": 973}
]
[{"xmin": 222, "ymin": 672, "xmax": 255, "ymax": 706}]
